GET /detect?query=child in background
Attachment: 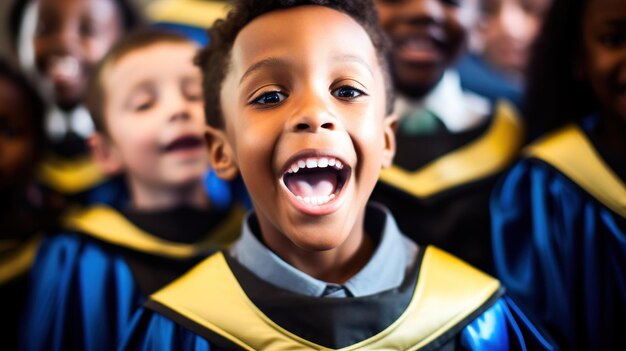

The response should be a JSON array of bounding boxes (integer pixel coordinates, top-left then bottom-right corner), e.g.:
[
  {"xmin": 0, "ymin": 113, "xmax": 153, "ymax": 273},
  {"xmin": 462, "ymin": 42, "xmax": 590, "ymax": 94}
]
[
  {"xmin": 0, "ymin": 59, "xmax": 46, "ymax": 351},
  {"xmin": 491, "ymin": 0, "xmax": 626, "ymax": 349},
  {"xmin": 457, "ymin": 0, "xmax": 552, "ymax": 109},
  {"xmin": 7, "ymin": 0, "xmax": 140, "ymax": 214},
  {"xmin": 121, "ymin": 1, "xmax": 553, "ymax": 350},
  {"xmin": 372, "ymin": 0, "xmax": 524, "ymax": 273},
  {"xmin": 475, "ymin": 0, "xmax": 551, "ymax": 84},
  {"xmin": 20, "ymin": 30, "xmax": 243, "ymax": 351},
  {"xmin": 145, "ymin": 0, "xmax": 246, "ymax": 210}
]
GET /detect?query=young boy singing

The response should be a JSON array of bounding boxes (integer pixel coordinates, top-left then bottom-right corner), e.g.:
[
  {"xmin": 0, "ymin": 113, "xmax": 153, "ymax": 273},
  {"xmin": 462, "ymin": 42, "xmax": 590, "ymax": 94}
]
[{"xmin": 121, "ymin": 1, "xmax": 553, "ymax": 350}]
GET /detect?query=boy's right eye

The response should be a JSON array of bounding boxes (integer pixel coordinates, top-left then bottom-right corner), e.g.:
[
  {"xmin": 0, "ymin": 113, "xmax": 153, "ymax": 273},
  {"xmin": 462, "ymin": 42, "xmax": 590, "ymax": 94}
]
[
  {"xmin": 135, "ymin": 101, "xmax": 153, "ymax": 112},
  {"xmin": 250, "ymin": 91, "xmax": 287, "ymax": 105},
  {"xmin": 130, "ymin": 96, "xmax": 155, "ymax": 112}
]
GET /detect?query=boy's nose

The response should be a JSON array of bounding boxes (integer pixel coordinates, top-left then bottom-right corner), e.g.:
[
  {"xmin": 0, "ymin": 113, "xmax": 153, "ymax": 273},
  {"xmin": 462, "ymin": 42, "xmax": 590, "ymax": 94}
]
[
  {"xmin": 291, "ymin": 114, "xmax": 335, "ymax": 133},
  {"xmin": 289, "ymin": 100, "xmax": 336, "ymax": 133},
  {"xmin": 170, "ymin": 110, "xmax": 191, "ymax": 122},
  {"xmin": 50, "ymin": 26, "xmax": 79, "ymax": 55}
]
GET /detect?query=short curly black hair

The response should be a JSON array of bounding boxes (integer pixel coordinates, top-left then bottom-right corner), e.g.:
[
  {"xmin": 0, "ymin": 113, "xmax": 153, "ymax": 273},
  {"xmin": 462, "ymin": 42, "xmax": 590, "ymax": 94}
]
[{"xmin": 197, "ymin": 0, "xmax": 394, "ymax": 128}]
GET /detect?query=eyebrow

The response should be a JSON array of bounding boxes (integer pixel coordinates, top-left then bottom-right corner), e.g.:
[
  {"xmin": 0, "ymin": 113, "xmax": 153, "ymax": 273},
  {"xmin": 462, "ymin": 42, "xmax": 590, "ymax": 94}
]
[
  {"xmin": 331, "ymin": 53, "xmax": 374, "ymax": 77},
  {"xmin": 239, "ymin": 54, "xmax": 375, "ymax": 85},
  {"xmin": 239, "ymin": 57, "xmax": 290, "ymax": 85}
]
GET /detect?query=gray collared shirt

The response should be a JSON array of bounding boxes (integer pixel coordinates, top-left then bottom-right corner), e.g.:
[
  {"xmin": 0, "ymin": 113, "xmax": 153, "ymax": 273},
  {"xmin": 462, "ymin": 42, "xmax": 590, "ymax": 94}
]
[{"xmin": 229, "ymin": 203, "xmax": 418, "ymax": 298}]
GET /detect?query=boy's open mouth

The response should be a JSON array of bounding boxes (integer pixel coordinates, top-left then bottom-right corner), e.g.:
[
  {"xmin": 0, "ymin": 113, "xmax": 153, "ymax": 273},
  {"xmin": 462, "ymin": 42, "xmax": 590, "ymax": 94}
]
[
  {"xmin": 163, "ymin": 136, "xmax": 204, "ymax": 152},
  {"xmin": 282, "ymin": 156, "xmax": 350, "ymax": 206}
]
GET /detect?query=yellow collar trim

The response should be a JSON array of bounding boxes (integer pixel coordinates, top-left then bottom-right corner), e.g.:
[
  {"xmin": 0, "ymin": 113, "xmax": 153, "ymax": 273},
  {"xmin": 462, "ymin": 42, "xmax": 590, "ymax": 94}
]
[
  {"xmin": 150, "ymin": 246, "xmax": 500, "ymax": 350},
  {"xmin": 146, "ymin": 0, "xmax": 230, "ymax": 28},
  {"xmin": 37, "ymin": 153, "xmax": 106, "ymax": 194},
  {"xmin": 379, "ymin": 100, "xmax": 523, "ymax": 198},
  {"xmin": 63, "ymin": 205, "xmax": 244, "ymax": 259},
  {"xmin": 525, "ymin": 124, "xmax": 626, "ymax": 218},
  {"xmin": 0, "ymin": 234, "xmax": 41, "ymax": 285}
]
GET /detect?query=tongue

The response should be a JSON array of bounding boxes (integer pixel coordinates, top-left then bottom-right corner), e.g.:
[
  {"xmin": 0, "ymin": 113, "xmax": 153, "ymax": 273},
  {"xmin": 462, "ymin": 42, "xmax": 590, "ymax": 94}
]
[{"xmin": 285, "ymin": 171, "xmax": 337, "ymax": 197}]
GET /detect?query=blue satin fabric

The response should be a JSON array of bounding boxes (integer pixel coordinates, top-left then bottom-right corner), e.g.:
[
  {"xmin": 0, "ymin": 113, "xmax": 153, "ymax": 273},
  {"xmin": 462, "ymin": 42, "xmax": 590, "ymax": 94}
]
[
  {"xmin": 120, "ymin": 296, "xmax": 553, "ymax": 350},
  {"xmin": 20, "ymin": 234, "xmax": 144, "ymax": 351},
  {"xmin": 491, "ymin": 159, "xmax": 626, "ymax": 350}
]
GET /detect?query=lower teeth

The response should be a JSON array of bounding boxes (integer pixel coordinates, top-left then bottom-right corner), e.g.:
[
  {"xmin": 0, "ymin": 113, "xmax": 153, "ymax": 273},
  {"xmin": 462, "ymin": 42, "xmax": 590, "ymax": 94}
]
[{"xmin": 297, "ymin": 193, "xmax": 336, "ymax": 205}]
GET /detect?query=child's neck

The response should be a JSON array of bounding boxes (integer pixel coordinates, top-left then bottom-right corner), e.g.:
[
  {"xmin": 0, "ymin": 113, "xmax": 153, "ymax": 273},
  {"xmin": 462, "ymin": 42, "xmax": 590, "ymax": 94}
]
[
  {"xmin": 128, "ymin": 179, "xmax": 209, "ymax": 211},
  {"xmin": 261, "ymin": 225, "xmax": 374, "ymax": 285}
]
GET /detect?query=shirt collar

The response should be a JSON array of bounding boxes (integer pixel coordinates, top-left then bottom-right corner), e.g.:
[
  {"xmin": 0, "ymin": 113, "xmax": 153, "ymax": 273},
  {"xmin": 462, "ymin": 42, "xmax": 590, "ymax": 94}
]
[
  {"xmin": 229, "ymin": 203, "xmax": 417, "ymax": 298},
  {"xmin": 395, "ymin": 70, "xmax": 491, "ymax": 133}
]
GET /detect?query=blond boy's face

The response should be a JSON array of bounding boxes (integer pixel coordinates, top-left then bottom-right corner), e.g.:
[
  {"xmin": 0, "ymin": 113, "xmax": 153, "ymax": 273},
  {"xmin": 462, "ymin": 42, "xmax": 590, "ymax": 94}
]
[
  {"xmin": 209, "ymin": 6, "xmax": 396, "ymax": 253},
  {"xmin": 102, "ymin": 42, "xmax": 208, "ymax": 191}
]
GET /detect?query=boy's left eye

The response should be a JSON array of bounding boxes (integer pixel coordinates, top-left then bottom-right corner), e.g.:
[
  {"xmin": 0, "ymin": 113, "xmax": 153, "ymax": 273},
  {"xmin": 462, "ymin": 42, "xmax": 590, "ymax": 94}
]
[
  {"xmin": 251, "ymin": 91, "xmax": 287, "ymax": 105},
  {"xmin": 332, "ymin": 86, "xmax": 365, "ymax": 100}
]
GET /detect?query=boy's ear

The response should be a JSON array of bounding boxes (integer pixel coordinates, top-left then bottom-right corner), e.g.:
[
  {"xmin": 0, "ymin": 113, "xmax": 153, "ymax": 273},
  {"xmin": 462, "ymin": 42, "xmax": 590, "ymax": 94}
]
[
  {"xmin": 88, "ymin": 133, "xmax": 124, "ymax": 175},
  {"xmin": 381, "ymin": 113, "xmax": 398, "ymax": 169},
  {"xmin": 205, "ymin": 125, "xmax": 238, "ymax": 180}
]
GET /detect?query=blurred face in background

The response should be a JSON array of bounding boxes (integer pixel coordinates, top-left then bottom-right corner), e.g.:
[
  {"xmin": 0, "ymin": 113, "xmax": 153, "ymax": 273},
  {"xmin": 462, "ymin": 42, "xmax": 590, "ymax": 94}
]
[
  {"xmin": 33, "ymin": 0, "xmax": 123, "ymax": 110},
  {"xmin": 377, "ymin": 0, "xmax": 480, "ymax": 98},
  {"xmin": 581, "ymin": 0, "xmax": 626, "ymax": 124},
  {"xmin": 476, "ymin": 0, "xmax": 551, "ymax": 81}
]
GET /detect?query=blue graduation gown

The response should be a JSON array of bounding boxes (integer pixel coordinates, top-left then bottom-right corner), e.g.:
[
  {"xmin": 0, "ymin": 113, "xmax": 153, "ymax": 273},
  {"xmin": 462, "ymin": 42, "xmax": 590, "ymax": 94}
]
[
  {"xmin": 19, "ymin": 205, "xmax": 243, "ymax": 351},
  {"xmin": 120, "ymin": 247, "xmax": 555, "ymax": 351},
  {"xmin": 122, "ymin": 297, "xmax": 551, "ymax": 351},
  {"xmin": 491, "ymin": 124, "xmax": 626, "ymax": 350}
]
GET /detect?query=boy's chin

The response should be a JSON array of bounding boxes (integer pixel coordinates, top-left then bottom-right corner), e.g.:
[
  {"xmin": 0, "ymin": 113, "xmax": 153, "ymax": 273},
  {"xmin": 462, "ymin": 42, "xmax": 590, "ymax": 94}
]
[
  {"xmin": 287, "ymin": 229, "xmax": 350, "ymax": 252},
  {"xmin": 394, "ymin": 69, "xmax": 445, "ymax": 98},
  {"xmin": 165, "ymin": 173, "xmax": 206, "ymax": 190}
]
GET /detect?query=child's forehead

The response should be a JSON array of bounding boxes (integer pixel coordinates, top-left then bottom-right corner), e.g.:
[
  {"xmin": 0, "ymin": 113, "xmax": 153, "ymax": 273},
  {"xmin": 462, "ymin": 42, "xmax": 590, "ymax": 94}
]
[
  {"xmin": 107, "ymin": 42, "xmax": 197, "ymax": 77},
  {"xmin": 231, "ymin": 6, "xmax": 378, "ymax": 72},
  {"xmin": 102, "ymin": 41, "xmax": 199, "ymax": 96}
]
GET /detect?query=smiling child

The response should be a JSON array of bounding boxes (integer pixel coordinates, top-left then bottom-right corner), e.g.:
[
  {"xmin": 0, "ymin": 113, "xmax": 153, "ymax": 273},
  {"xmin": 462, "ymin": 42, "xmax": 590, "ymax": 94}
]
[
  {"xmin": 119, "ymin": 1, "xmax": 554, "ymax": 350},
  {"xmin": 491, "ymin": 0, "xmax": 626, "ymax": 349},
  {"xmin": 20, "ymin": 30, "xmax": 243, "ymax": 351}
]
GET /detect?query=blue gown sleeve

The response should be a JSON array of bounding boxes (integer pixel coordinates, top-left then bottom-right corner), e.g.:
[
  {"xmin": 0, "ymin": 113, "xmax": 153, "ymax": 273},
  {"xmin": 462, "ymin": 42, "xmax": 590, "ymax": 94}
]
[
  {"xmin": 490, "ymin": 160, "xmax": 626, "ymax": 350},
  {"xmin": 120, "ymin": 308, "xmax": 217, "ymax": 351},
  {"xmin": 20, "ymin": 234, "xmax": 143, "ymax": 351},
  {"xmin": 460, "ymin": 297, "xmax": 556, "ymax": 351}
]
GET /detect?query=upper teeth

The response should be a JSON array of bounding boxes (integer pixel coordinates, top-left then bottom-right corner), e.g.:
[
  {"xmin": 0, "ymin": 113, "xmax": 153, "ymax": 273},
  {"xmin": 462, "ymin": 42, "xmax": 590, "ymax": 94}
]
[{"xmin": 287, "ymin": 156, "xmax": 343, "ymax": 174}]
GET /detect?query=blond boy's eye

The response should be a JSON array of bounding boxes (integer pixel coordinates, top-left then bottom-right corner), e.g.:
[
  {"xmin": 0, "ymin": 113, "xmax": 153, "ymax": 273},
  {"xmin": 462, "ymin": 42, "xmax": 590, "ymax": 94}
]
[
  {"xmin": 135, "ymin": 100, "xmax": 153, "ymax": 111},
  {"xmin": 183, "ymin": 79, "xmax": 203, "ymax": 101},
  {"xmin": 131, "ymin": 95, "xmax": 155, "ymax": 112}
]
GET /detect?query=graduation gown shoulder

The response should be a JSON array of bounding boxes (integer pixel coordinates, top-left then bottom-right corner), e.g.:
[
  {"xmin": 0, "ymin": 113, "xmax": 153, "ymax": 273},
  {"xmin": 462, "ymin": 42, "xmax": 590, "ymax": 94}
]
[
  {"xmin": 121, "ymin": 247, "xmax": 555, "ymax": 351},
  {"xmin": 491, "ymin": 124, "xmax": 626, "ymax": 350}
]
